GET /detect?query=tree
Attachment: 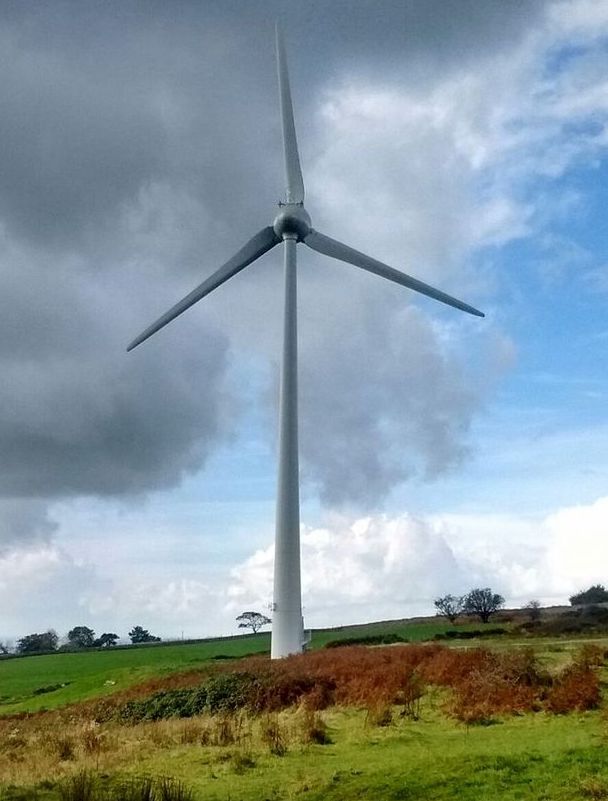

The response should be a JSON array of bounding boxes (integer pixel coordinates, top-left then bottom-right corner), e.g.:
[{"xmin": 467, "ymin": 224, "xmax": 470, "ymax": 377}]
[
  {"xmin": 94, "ymin": 632, "xmax": 119, "ymax": 648},
  {"xmin": 236, "ymin": 611, "xmax": 272, "ymax": 634},
  {"xmin": 128, "ymin": 626, "xmax": 161, "ymax": 644},
  {"xmin": 463, "ymin": 588, "xmax": 505, "ymax": 624},
  {"xmin": 67, "ymin": 626, "xmax": 96, "ymax": 649},
  {"xmin": 433, "ymin": 595, "xmax": 463, "ymax": 623},
  {"xmin": 524, "ymin": 599, "xmax": 542, "ymax": 622},
  {"xmin": 17, "ymin": 630, "xmax": 59, "ymax": 654},
  {"xmin": 569, "ymin": 584, "xmax": 608, "ymax": 606}
]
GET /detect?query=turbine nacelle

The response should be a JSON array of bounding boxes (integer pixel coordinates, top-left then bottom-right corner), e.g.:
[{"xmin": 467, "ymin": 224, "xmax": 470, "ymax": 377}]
[{"xmin": 273, "ymin": 203, "xmax": 311, "ymax": 241}]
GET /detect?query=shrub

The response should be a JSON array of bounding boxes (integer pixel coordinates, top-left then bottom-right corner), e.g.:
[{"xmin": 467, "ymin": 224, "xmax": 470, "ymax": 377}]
[
  {"xmin": 545, "ymin": 665, "xmax": 601, "ymax": 713},
  {"xmin": 576, "ymin": 643, "xmax": 605, "ymax": 668},
  {"xmin": 521, "ymin": 605, "xmax": 608, "ymax": 636},
  {"xmin": 119, "ymin": 687, "xmax": 209, "ymax": 723},
  {"xmin": 204, "ymin": 672, "xmax": 258, "ymax": 713}
]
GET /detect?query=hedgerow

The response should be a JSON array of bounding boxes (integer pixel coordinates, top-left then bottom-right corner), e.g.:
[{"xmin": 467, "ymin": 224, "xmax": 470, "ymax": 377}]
[{"xmin": 324, "ymin": 633, "xmax": 408, "ymax": 648}]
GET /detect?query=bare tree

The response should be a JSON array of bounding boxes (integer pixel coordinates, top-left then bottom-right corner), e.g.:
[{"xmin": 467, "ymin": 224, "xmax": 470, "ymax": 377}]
[
  {"xmin": 463, "ymin": 588, "xmax": 505, "ymax": 624},
  {"xmin": 433, "ymin": 595, "xmax": 464, "ymax": 623},
  {"xmin": 524, "ymin": 599, "xmax": 542, "ymax": 622}
]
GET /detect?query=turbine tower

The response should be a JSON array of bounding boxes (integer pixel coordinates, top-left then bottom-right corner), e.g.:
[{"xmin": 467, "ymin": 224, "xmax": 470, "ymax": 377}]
[{"xmin": 127, "ymin": 27, "xmax": 484, "ymax": 659}]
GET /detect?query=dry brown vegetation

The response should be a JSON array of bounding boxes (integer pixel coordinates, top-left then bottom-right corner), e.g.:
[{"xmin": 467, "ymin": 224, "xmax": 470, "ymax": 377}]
[{"xmin": 0, "ymin": 642, "xmax": 603, "ymax": 791}]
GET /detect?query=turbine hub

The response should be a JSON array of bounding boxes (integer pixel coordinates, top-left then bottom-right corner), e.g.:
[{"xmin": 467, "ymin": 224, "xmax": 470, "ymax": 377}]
[{"xmin": 273, "ymin": 203, "xmax": 311, "ymax": 241}]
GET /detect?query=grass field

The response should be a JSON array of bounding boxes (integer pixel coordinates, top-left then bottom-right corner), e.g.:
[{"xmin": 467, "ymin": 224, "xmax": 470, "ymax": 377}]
[
  {"xmin": 0, "ymin": 619, "xmax": 504, "ymax": 715},
  {"xmin": 103, "ymin": 707, "xmax": 608, "ymax": 801},
  {"xmin": 0, "ymin": 676, "xmax": 606, "ymax": 800},
  {"xmin": 1, "ymin": 617, "xmax": 607, "ymax": 801},
  {"xmin": 0, "ymin": 635, "xmax": 269, "ymax": 715}
]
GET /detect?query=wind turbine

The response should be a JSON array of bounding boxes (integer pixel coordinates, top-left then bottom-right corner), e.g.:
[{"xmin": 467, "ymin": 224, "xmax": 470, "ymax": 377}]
[{"xmin": 127, "ymin": 27, "xmax": 484, "ymax": 659}]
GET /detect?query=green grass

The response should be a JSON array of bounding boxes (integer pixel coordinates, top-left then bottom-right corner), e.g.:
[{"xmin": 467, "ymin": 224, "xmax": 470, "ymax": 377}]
[
  {"xmin": 7, "ymin": 704, "xmax": 605, "ymax": 801},
  {"xmin": 309, "ymin": 618, "xmax": 504, "ymax": 647},
  {"xmin": 0, "ymin": 629, "xmax": 607, "ymax": 800},
  {"xmin": 0, "ymin": 634, "xmax": 269, "ymax": 715},
  {"xmin": 116, "ymin": 708, "xmax": 608, "ymax": 801}
]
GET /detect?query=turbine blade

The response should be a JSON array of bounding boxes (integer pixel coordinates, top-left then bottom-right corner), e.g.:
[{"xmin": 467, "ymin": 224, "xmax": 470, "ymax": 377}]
[
  {"xmin": 276, "ymin": 23, "xmax": 305, "ymax": 204},
  {"xmin": 127, "ymin": 226, "xmax": 281, "ymax": 351},
  {"xmin": 305, "ymin": 230, "xmax": 484, "ymax": 318}
]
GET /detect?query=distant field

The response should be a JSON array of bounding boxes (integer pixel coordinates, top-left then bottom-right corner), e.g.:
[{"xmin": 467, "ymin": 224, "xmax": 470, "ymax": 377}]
[
  {"xmin": 0, "ymin": 618, "xmax": 500, "ymax": 715},
  {"xmin": 310, "ymin": 618, "xmax": 499, "ymax": 647}
]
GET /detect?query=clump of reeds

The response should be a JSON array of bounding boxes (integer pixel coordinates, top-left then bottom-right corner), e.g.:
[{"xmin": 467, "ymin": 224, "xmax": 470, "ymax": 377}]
[{"xmin": 259, "ymin": 713, "xmax": 287, "ymax": 756}]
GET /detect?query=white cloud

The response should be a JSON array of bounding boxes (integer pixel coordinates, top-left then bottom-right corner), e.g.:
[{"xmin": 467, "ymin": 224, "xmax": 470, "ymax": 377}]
[
  {"xmin": 229, "ymin": 513, "xmax": 469, "ymax": 627},
  {"xmin": 308, "ymin": 2, "xmax": 608, "ymax": 296},
  {"xmin": 0, "ymin": 544, "xmax": 103, "ymax": 638},
  {"xmin": 543, "ymin": 496, "xmax": 608, "ymax": 594},
  {"xmin": 3, "ymin": 494, "xmax": 608, "ymax": 640},
  {"xmin": 228, "ymin": 496, "xmax": 608, "ymax": 627}
]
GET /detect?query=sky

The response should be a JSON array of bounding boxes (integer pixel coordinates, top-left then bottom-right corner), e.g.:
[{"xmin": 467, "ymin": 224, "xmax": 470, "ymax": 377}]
[{"xmin": 1, "ymin": 0, "xmax": 608, "ymax": 643}]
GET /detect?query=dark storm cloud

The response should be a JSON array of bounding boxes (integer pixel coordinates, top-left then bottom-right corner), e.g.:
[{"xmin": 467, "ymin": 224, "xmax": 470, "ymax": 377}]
[
  {"xmin": 0, "ymin": 1, "xmax": 544, "ymax": 541},
  {"xmin": 0, "ymin": 499, "xmax": 57, "ymax": 550},
  {"xmin": 297, "ymin": 286, "xmax": 479, "ymax": 508},
  {"xmin": 0, "ymin": 235, "xmax": 234, "ymax": 498}
]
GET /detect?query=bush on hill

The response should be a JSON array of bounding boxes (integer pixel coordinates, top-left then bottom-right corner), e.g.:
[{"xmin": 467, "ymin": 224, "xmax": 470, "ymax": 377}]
[{"xmin": 569, "ymin": 584, "xmax": 608, "ymax": 606}]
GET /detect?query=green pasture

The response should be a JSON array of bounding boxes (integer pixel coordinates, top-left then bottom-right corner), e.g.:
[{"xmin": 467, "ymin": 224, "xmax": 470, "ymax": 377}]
[
  {"xmin": 3, "ymin": 703, "xmax": 608, "ymax": 801},
  {"xmin": 130, "ymin": 708, "xmax": 608, "ymax": 801},
  {"xmin": 0, "ymin": 635, "xmax": 269, "ymax": 715},
  {"xmin": 310, "ymin": 617, "xmax": 504, "ymax": 647}
]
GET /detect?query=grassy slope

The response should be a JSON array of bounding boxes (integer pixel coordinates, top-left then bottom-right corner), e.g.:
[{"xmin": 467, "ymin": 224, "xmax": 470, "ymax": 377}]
[
  {"xmin": 0, "ymin": 635, "xmax": 269, "ymax": 714},
  {"xmin": 0, "ymin": 634, "xmax": 606, "ymax": 800},
  {"xmin": 5, "ymin": 705, "xmax": 605, "ymax": 801},
  {"xmin": 153, "ymin": 709, "xmax": 607, "ymax": 801}
]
